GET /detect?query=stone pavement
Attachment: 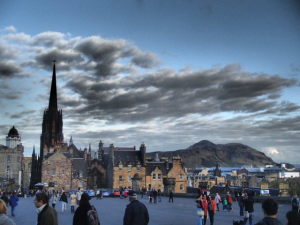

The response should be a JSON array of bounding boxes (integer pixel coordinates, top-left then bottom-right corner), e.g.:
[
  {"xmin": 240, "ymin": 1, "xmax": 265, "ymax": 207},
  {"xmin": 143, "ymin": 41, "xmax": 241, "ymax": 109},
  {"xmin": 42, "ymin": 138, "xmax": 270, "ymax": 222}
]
[{"xmin": 10, "ymin": 195, "xmax": 290, "ymax": 225}]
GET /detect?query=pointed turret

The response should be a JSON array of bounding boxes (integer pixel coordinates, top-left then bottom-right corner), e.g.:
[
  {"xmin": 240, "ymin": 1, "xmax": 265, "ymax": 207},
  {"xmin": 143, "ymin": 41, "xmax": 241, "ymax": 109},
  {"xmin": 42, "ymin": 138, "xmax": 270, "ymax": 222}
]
[
  {"xmin": 48, "ymin": 60, "xmax": 58, "ymax": 111},
  {"xmin": 69, "ymin": 136, "xmax": 73, "ymax": 146}
]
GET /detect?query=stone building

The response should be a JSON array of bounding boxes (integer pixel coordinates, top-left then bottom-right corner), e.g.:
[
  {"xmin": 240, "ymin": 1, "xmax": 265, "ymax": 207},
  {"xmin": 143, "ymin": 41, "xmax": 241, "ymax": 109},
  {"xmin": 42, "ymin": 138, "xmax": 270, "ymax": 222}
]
[
  {"xmin": 30, "ymin": 62, "xmax": 89, "ymax": 191},
  {"xmin": 22, "ymin": 156, "xmax": 32, "ymax": 190},
  {"xmin": 145, "ymin": 155, "xmax": 187, "ymax": 193},
  {"xmin": 30, "ymin": 62, "xmax": 189, "ymax": 193},
  {"xmin": 0, "ymin": 126, "xmax": 24, "ymax": 191}
]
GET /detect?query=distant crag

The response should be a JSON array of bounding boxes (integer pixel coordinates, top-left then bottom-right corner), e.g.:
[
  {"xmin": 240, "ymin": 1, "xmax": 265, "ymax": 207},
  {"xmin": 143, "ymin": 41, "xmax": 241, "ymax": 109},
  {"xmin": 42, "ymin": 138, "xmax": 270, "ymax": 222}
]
[{"xmin": 146, "ymin": 140, "xmax": 275, "ymax": 168}]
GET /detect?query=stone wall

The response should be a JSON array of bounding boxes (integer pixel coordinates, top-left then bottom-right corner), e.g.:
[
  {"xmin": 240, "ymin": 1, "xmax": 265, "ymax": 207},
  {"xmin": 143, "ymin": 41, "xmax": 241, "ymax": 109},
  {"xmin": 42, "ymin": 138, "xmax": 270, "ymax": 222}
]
[
  {"xmin": 42, "ymin": 152, "xmax": 73, "ymax": 191},
  {"xmin": 113, "ymin": 165, "xmax": 146, "ymax": 190}
]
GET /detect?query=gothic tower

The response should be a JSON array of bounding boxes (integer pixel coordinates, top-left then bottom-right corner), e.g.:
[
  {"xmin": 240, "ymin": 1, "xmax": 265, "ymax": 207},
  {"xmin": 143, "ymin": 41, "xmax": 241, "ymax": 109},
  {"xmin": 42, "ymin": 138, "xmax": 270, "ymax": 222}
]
[{"xmin": 40, "ymin": 61, "xmax": 64, "ymax": 159}]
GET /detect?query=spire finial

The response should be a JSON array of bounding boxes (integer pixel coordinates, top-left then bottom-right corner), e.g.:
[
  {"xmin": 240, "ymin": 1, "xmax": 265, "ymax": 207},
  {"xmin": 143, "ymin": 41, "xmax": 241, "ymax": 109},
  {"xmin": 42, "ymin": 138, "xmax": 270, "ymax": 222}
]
[{"xmin": 48, "ymin": 60, "xmax": 58, "ymax": 110}]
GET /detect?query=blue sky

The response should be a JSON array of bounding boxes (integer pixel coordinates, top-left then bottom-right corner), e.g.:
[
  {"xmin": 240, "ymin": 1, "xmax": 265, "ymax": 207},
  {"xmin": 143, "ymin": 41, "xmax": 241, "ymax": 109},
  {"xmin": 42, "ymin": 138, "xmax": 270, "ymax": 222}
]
[{"xmin": 0, "ymin": 0, "xmax": 300, "ymax": 163}]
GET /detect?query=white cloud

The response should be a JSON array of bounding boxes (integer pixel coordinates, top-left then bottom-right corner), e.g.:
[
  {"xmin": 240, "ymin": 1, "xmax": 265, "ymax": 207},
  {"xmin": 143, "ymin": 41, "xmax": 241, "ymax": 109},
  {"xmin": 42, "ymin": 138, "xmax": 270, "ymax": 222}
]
[
  {"xmin": 264, "ymin": 147, "xmax": 280, "ymax": 155},
  {"xmin": 4, "ymin": 26, "xmax": 16, "ymax": 33}
]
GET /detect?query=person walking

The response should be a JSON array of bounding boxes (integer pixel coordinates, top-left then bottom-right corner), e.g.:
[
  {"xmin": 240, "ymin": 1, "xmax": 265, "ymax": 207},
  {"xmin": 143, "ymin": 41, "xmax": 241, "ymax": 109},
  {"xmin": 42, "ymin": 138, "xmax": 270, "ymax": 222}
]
[
  {"xmin": 59, "ymin": 192, "xmax": 68, "ymax": 212},
  {"xmin": 254, "ymin": 198, "xmax": 282, "ymax": 225},
  {"xmin": 227, "ymin": 192, "xmax": 233, "ymax": 211},
  {"xmin": 214, "ymin": 193, "xmax": 221, "ymax": 211},
  {"xmin": 157, "ymin": 189, "xmax": 162, "ymax": 203},
  {"xmin": 238, "ymin": 192, "xmax": 245, "ymax": 216},
  {"xmin": 34, "ymin": 192, "xmax": 58, "ymax": 225},
  {"xmin": 244, "ymin": 192, "xmax": 255, "ymax": 225},
  {"xmin": 51, "ymin": 192, "xmax": 58, "ymax": 209},
  {"xmin": 202, "ymin": 195, "xmax": 208, "ymax": 225},
  {"xmin": 70, "ymin": 192, "xmax": 77, "ymax": 213},
  {"xmin": 169, "ymin": 191, "xmax": 174, "ymax": 203},
  {"xmin": 207, "ymin": 196, "xmax": 217, "ymax": 225},
  {"xmin": 0, "ymin": 199, "xmax": 16, "ymax": 225},
  {"xmin": 123, "ymin": 191, "xmax": 149, "ymax": 225},
  {"xmin": 76, "ymin": 188, "xmax": 82, "ymax": 205},
  {"xmin": 196, "ymin": 196, "xmax": 204, "ymax": 225},
  {"xmin": 73, "ymin": 193, "xmax": 101, "ymax": 225},
  {"xmin": 8, "ymin": 192, "xmax": 18, "ymax": 217},
  {"xmin": 153, "ymin": 189, "xmax": 158, "ymax": 204},
  {"xmin": 286, "ymin": 198, "xmax": 300, "ymax": 225}
]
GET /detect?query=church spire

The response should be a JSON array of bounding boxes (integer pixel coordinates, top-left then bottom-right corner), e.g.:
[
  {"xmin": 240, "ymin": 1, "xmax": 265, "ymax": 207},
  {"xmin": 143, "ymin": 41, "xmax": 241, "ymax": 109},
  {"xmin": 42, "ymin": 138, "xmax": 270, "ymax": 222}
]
[{"xmin": 48, "ymin": 60, "xmax": 58, "ymax": 111}]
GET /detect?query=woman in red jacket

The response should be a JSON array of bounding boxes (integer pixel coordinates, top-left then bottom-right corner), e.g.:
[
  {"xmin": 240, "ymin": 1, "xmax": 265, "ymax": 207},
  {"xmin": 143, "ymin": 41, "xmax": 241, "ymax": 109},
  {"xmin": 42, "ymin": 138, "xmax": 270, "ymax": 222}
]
[{"xmin": 201, "ymin": 195, "xmax": 208, "ymax": 225}]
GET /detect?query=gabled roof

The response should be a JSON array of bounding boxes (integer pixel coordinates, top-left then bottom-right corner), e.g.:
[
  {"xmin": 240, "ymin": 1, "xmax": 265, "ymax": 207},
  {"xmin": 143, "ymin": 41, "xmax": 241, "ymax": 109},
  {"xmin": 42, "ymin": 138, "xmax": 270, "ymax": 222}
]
[
  {"xmin": 113, "ymin": 150, "xmax": 142, "ymax": 166},
  {"xmin": 145, "ymin": 161, "xmax": 173, "ymax": 176}
]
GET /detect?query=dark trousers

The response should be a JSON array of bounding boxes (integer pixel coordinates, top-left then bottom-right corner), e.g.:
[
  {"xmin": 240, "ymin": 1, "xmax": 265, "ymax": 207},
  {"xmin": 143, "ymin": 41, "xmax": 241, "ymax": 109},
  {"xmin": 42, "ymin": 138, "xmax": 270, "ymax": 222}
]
[
  {"xmin": 239, "ymin": 205, "xmax": 244, "ymax": 216},
  {"xmin": 208, "ymin": 210, "xmax": 214, "ymax": 225},
  {"xmin": 203, "ymin": 215, "xmax": 207, "ymax": 225},
  {"xmin": 52, "ymin": 203, "xmax": 56, "ymax": 208},
  {"xmin": 71, "ymin": 206, "xmax": 75, "ymax": 213},
  {"xmin": 169, "ymin": 197, "xmax": 173, "ymax": 202},
  {"xmin": 11, "ymin": 206, "xmax": 15, "ymax": 216}
]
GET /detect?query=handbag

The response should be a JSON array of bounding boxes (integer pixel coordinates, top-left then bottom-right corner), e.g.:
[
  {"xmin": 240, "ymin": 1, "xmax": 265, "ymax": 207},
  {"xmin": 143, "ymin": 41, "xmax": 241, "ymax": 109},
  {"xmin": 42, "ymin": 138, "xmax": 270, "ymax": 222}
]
[
  {"xmin": 197, "ymin": 208, "xmax": 204, "ymax": 217},
  {"xmin": 244, "ymin": 211, "xmax": 250, "ymax": 219}
]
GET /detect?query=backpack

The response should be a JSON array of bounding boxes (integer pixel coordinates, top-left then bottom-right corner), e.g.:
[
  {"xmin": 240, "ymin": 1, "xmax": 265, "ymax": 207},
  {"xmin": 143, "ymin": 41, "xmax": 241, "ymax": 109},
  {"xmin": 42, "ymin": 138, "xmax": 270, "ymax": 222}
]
[
  {"xmin": 208, "ymin": 202, "xmax": 213, "ymax": 211},
  {"xmin": 87, "ymin": 206, "xmax": 100, "ymax": 225}
]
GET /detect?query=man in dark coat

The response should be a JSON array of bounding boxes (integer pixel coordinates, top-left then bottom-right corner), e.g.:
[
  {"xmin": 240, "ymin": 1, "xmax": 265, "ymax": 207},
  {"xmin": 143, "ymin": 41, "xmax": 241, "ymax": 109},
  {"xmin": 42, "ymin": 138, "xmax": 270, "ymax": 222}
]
[
  {"xmin": 123, "ymin": 191, "xmax": 149, "ymax": 225},
  {"xmin": 255, "ymin": 198, "xmax": 282, "ymax": 225},
  {"xmin": 286, "ymin": 201, "xmax": 300, "ymax": 225},
  {"xmin": 243, "ymin": 192, "xmax": 254, "ymax": 225},
  {"xmin": 35, "ymin": 192, "xmax": 58, "ymax": 225}
]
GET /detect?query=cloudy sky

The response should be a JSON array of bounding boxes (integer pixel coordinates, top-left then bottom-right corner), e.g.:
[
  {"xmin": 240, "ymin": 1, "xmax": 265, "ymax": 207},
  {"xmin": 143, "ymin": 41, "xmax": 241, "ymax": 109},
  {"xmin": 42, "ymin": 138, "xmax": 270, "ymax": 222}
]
[{"xmin": 0, "ymin": 0, "xmax": 300, "ymax": 163}]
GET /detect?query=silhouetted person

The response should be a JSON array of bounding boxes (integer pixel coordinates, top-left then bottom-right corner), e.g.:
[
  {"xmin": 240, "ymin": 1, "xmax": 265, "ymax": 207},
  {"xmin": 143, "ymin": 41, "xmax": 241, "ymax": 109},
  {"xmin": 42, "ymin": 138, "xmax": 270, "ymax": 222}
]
[
  {"xmin": 169, "ymin": 191, "xmax": 174, "ymax": 203},
  {"xmin": 255, "ymin": 198, "xmax": 282, "ymax": 225},
  {"xmin": 123, "ymin": 191, "xmax": 149, "ymax": 225}
]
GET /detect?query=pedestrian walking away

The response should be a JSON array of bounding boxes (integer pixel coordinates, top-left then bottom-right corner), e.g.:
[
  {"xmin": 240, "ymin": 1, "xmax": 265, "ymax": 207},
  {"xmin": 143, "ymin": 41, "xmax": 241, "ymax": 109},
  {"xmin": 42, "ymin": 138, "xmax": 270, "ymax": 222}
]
[
  {"xmin": 254, "ymin": 198, "xmax": 282, "ymax": 225},
  {"xmin": 8, "ymin": 192, "xmax": 18, "ymax": 217},
  {"xmin": 51, "ymin": 192, "xmax": 58, "ymax": 209},
  {"xmin": 73, "ymin": 193, "xmax": 101, "ymax": 225},
  {"xmin": 124, "ymin": 191, "xmax": 149, "ymax": 225},
  {"xmin": 169, "ymin": 191, "xmax": 174, "ymax": 203},
  {"xmin": 59, "ymin": 192, "xmax": 68, "ymax": 212},
  {"xmin": 0, "ymin": 199, "xmax": 16, "ymax": 225},
  {"xmin": 207, "ymin": 196, "xmax": 217, "ymax": 225},
  {"xmin": 70, "ymin": 192, "xmax": 77, "ymax": 213},
  {"xmin": 244, "ymin": 192, "xmax": 255, "ymax": 225},
  {"xmin": 34, "ymin": 192, "xmax": 58, "ymax": 225}
]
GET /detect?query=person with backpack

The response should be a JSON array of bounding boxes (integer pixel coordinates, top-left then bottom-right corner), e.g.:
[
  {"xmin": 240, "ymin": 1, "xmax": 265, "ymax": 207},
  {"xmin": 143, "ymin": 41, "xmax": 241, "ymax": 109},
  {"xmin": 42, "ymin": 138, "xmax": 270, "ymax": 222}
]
[
  {"xmin": 59, "ymin": 192, "xmax": 68, "ymax": 213},
  {"xmin": 73, "ymin": 193, "xmax": 100, "ymax": 225},
  {"xmin": 207, "ymin": 196, "xmax": 217, "ymax": 225},
  {"xmin": 291, "ymin": 195, "xmax": 299, "ymax": 211}
]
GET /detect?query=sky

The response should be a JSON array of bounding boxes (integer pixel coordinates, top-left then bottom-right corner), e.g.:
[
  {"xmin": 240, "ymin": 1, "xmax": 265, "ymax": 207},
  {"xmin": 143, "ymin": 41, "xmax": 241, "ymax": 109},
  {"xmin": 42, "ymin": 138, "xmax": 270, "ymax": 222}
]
[{"xmin": 0, "ymin": 0, "xmax": 300, "ymax": 163}]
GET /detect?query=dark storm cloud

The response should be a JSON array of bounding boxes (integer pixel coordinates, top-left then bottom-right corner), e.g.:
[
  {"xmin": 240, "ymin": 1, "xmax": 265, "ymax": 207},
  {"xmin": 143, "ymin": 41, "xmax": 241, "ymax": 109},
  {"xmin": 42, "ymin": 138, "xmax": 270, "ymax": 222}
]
[
  {"xmin": 35, "ymin": 49, "xmax": 83, "ymax": 70},
  {"xmin": 32, "ymin": 32, "xmax": 67, "ymax": 48},
  {"xmin": 75, "ymin": 36, "xmax": 160, "ymax": 77},
  {"xmin": 131, "ymin": 51, "xmax": 160, "ymax": 68},
  {"xmin": 0, "ymin": 62, "xmax": 21, "ymax": 78},
  {"xmin": 61, "ymin": 64, "xmax": 299, "ymax": 123}
]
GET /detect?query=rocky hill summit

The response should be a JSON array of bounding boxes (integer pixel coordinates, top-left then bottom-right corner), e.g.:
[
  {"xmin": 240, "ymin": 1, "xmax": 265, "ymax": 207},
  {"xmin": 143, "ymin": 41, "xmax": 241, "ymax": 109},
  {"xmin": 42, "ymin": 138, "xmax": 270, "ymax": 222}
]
[{"xmin": 146, "ymin": 140, "xmax": 275, "ymax": 168}]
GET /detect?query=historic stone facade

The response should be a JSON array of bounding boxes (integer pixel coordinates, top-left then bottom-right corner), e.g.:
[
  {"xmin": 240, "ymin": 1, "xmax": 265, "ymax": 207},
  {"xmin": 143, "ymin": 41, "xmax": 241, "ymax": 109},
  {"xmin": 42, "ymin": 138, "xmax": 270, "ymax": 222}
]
[
  {"xmin": 0, "ymin": 126, "xmax": 24, "ymax": 191},
  {"xmin": 22, "ymin": 156, "xmax": 32, "ymax": 190}
]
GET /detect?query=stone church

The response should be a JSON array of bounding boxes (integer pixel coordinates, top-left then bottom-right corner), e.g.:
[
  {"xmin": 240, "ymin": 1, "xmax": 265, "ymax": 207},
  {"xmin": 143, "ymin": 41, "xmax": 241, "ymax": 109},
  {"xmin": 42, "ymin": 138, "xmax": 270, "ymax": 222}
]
[{"xmin": 30, "ymin": 62, "xmax": 187, "ymax": 193}]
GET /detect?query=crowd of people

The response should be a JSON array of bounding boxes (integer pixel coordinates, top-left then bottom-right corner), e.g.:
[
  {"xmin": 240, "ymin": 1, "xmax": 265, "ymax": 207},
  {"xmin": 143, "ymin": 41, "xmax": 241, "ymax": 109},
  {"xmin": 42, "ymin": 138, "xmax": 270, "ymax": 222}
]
[
  {"xmin": 0, "ymin": 189, "xmax": 299, "ymax": 225},
  {"xmin": 195, "ymin": 190, "xmax": 300, "ymax": 225}
]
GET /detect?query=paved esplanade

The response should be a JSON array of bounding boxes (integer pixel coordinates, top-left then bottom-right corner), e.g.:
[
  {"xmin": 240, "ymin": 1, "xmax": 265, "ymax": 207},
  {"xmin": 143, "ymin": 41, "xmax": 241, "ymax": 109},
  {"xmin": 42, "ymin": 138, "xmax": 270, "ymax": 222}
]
[{"xmin": 12, "ymin": 196, "xmax": 289, "ymax": 225}]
